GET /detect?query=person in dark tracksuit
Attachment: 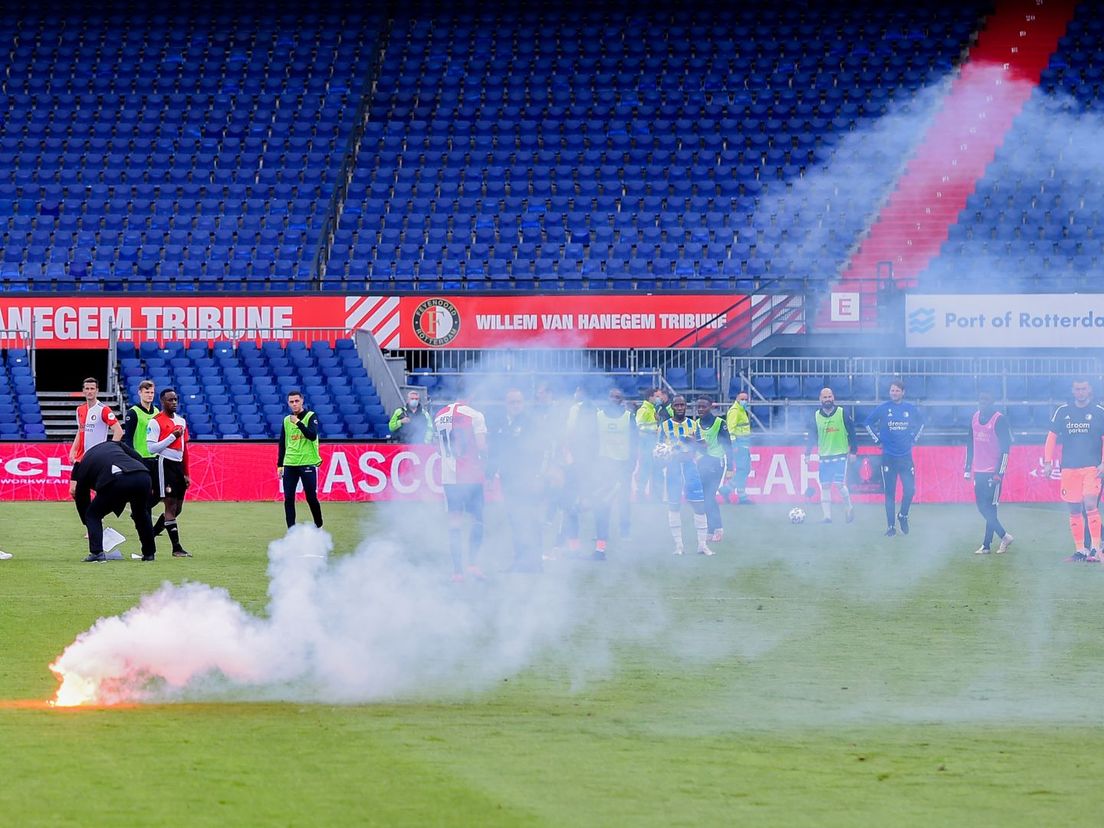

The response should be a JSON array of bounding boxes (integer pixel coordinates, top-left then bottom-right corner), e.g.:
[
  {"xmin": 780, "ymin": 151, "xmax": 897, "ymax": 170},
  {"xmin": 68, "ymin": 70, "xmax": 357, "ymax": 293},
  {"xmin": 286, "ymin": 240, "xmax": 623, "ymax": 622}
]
[
  {"xmin": 278, "ymin": 389, "xmax": 324, "ymax": 529},
  {"xmin": 71, "ymin": 440, "xmax": 157, "ymax": 562},
  {"xmin": 865, "ymin": 379, "xmax": 924, "ymax": 537}
]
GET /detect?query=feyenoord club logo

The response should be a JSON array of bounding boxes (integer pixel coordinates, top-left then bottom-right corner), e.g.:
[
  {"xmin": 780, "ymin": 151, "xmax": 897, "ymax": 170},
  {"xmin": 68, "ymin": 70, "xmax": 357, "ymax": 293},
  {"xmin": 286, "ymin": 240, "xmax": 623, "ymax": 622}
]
[{"xmin": 412, "ymin": 298, "xmax": 461, "ymax": 346}]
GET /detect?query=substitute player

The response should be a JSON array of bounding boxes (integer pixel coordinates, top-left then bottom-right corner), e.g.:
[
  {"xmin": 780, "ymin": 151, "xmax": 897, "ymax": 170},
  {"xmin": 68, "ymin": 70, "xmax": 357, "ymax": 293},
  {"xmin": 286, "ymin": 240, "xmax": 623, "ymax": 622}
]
[
  {"xmin": 277, "ymin": 390, "xmax": 324, "ymax": 529},
  {"xmin": 724, "ymin": 391, "xmax": 753, "ymax": 504},
  {"xmin": 865, "ymin": 379, "xmax": 924, "ymax": 537},
  {"xmin": 147, "ymin": 388, "xmax": 192, "ymax": 558},
  {"xmin": 1043, "ymin": 378, "xmax": 1104, "ymax": 561},
  {"xmin": 434, "ymin": 397, "xmax": 489, "ymax": 581},
  {"xmin": 634, "ymin": 387, "xmax": 670, "ymax": 501},
  {"xmin": 122, "ymin": 379, "xmax": 159, "ymax": 477},
  {"xmin": 591, "ymin": 388, "xmax": 637, "ymax": 560},
  {"xmin": 695, "ymin": 396, "xmax": 734, "ymax": 541},
  {"xmin": 963, "ymin": 391, "xmax": 1013, "ymax": 555},
  {"xmin": 657, "ymin": 395, "xmax": 713, "ymax": 556},
  {"xmin": 804, "ymin": 387, "xmax": 857, "ymax": 524}
]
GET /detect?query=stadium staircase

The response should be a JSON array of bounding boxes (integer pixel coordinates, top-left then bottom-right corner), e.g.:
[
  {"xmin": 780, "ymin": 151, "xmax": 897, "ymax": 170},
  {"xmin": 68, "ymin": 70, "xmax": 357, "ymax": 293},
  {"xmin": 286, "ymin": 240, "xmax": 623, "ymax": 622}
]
[
  {"xmin": 38, "ymin": 390, "xmax": 123, "ymax": 440},
  {"xmin": 826, "ymin": 0, "xmax": 1079, "ymax": 326}
]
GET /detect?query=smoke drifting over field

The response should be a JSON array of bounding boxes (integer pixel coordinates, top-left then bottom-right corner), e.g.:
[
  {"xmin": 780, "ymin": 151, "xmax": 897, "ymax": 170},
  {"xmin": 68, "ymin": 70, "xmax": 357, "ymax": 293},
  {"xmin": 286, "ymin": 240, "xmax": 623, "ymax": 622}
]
[
  {"xmin": 52, "ymin": 525, "xmax": 616, "ymax": 704},
  {"xmin": 47, "ymin": 77, "xmax": 1104, "ymax": 717}
]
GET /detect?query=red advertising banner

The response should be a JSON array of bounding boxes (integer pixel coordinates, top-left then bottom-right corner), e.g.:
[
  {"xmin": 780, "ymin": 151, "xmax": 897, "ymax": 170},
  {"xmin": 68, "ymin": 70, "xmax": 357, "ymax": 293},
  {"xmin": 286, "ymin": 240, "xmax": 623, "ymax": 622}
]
[
  {"xmin": 398, "ymin": 294, "xmax": 751, "ymax": 349},
  {"xmin": 0, "ymin": 296, "xmax": 353, "ymax": 349},
  {"xmin": 0, "ymin": 442, "xmax": 1061, "ymax": 503},
  {"xmin": 0, "ymin": 294, "xmax": 781, "ymax": 350}
]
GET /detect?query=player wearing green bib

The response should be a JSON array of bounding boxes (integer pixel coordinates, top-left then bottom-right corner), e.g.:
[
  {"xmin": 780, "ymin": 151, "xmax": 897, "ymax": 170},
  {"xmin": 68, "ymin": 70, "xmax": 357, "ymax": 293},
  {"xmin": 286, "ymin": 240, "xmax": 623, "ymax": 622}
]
[
  {"xmin": 592, "ymin": 388, "xmax": 637, "ymax": 559},
  {"xmin": 277, "ymin": 390, "xmax": 324, "ymax": 529},
  {"xmin": 695, "ymin": 396, "xmax": 735, "ymax": 542},
  {"xmin": 724, "ymin": 391, "xmax": 753, "ymax": 503},
  {"xmin": 634, "ymin": 387, "xmax": 670, "ymax": 501},
  {"xmin": 803, "ymin": 387, "xmax": 858, "ymax": 523},
  {"xmin": 122, "ymin": 379, "xmax": 159, "ymax": 473}
]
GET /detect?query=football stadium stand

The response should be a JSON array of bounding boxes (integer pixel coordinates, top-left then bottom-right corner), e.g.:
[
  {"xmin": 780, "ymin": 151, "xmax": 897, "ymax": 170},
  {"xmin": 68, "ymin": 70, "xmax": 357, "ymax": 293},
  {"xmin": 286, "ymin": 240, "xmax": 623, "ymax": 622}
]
[
  {"xmin": 114, "ymin": 338, "xmax": 390, "ymax": 440},
  {"xmin": 0, "ymin": 4, "xmax": 382, "ymax": 293},
  {"xmin": 0, "ymin": 1, "xmax": 1102, "ymax": 441}
]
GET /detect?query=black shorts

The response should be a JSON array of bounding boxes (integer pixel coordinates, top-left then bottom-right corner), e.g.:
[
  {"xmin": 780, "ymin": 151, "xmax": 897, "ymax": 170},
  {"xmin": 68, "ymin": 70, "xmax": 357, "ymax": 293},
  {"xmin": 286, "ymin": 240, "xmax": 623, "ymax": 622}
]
[
  {"xmin": 444, "ymin": 483, "xmax": 484, "ymax": 515},
  {"xmin": 880, "ymin": 453, "xmax": 914, "ymax": 476},
  {"xmin": 154, "ymin": 457, "xmax": 189, "ymax": 499}
]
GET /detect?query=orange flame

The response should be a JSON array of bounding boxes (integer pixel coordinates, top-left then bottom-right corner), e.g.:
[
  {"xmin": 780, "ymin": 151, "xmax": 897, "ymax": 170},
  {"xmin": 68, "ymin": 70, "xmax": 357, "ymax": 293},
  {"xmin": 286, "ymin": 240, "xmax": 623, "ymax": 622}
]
[{"xmin": 49, "ymin": 660, "xmax": 101, "ymax": 708}]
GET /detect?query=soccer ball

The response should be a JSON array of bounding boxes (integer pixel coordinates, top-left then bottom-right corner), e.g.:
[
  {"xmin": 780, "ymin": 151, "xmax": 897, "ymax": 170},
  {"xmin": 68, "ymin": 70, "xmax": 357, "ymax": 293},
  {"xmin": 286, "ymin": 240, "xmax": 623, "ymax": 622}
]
[
  {"xmin": 788, "ymin": 507, "xmax": 806, "ymax": 524},
  {"xmin": 652, "ymin": 442, "xmax": 673, "ymax": 461}
]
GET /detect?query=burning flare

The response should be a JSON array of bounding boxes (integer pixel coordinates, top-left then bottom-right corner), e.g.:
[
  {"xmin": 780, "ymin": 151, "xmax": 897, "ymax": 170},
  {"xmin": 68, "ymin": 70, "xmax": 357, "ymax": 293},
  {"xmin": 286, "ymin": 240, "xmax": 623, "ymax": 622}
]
[{"xmin": 49, "ymin": 661, "xmax": 101, "ymax": 708}]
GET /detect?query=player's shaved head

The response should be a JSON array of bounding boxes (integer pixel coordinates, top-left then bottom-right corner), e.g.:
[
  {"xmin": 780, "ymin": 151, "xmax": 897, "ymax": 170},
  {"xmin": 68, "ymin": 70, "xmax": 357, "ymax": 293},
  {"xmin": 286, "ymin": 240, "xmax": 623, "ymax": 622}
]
[
  {"xmin": 1072, "ymin": 379, "xmax": 1092, "ymax": 405},
  {"xmin": 819, "ymin": 387, "xmax": 835, "ymax": 406}
]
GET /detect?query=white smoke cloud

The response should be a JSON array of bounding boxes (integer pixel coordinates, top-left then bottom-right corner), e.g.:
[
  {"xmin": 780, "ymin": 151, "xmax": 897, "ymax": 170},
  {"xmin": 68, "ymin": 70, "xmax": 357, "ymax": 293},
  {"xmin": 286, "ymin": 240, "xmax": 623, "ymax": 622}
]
[
  {"xmin": 52, "ymin": 532, "xmax": 574, "ymax": 706},
  {"xmin": 50, "ymin": 521, "xmax": 674, "ymax": 706}
]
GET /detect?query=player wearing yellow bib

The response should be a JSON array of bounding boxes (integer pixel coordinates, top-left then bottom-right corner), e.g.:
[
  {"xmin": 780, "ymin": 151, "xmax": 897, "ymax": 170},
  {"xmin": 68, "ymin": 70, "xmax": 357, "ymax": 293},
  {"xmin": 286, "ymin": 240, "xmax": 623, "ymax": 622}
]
[
  {"xmin": 277, "ymin": 390, "xmax": 324, "ymax": 529},
  {"xmin": 657, "ymin": 395, "xmax": 713, "ymax": 556},
  {"xmin": 725, "ymin": 391, "xmax": 753, "ymax": 503},
  {"xmin": 592, "ymin": 388, "xmax": 637, "ymax": 560},
  {"xmin": 634, "ymin": 387, "xmax": 670, "ymax": 501},
  {"xmin": 122, "ymin": 379, "xmax": 160, "ymax": 484},
  {"xmin": 695, "ymin": 396, "xmax": 735, "ymax": 542},
  {"xmin": 803, "ymin": 387, "xmax": 857, "ymax": 523}
]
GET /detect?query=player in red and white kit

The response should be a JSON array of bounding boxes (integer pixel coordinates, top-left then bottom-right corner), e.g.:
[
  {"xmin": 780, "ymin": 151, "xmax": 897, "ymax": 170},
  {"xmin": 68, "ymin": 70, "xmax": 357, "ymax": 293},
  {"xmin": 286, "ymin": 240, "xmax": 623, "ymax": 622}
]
[
  {"xmin": 69, "ymin": 377, "xmax": 122, "ymax": 464},
  {"xmin": 434, "ymin": 400, "xmax": 488, "ymax": 581},
  {"xmin": 147, "ymin": 388, "xmax": 192, "ymax": 558}
]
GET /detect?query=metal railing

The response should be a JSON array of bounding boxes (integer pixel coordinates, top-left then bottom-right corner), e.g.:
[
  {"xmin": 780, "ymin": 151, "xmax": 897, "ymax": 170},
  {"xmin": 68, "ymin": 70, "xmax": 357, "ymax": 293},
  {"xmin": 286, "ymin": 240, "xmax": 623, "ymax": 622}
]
[
  {"xmin": 396, "ymin": 347, "xmax": 719, "ymax": 376},
  {"xmin": 0, "ymin": 328, "xmax": 34, "ymax": 375},
  {"xmin": 725, "ymin": 354, "xmax": 1103, "ymax": 403},
  {"xmin": 109, "ymin": 325, "xmax": 360, "ymax": 348},
  {"xmin": 311, "ymin": 17, "xmax": 393, "ymax": 287},
  {"xmin": 720, "ymin": 354, "xmax": 1103, "ymax": 437}
]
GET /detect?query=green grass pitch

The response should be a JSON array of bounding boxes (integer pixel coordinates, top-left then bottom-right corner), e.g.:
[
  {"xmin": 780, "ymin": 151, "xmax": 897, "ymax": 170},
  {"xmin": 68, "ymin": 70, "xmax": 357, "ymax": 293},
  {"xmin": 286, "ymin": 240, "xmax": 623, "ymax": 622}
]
[{"xmin": 2, "ymin": 498, "xmax": 1104, "ymax": 826}]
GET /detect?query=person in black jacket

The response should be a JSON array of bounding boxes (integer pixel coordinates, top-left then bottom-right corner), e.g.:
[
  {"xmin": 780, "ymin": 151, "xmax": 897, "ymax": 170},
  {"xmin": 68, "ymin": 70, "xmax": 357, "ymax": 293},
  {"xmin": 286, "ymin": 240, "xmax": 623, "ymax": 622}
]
[{"xmin": 71, "ymin": 440, "xmax": 158, "ymax": 563}]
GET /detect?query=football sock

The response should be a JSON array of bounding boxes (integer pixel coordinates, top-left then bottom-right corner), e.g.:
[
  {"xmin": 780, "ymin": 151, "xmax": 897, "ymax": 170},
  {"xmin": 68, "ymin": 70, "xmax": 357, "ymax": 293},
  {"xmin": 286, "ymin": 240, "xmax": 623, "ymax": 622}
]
[
  {"xmin": 1069, "ymin": 512, "xmax": 1086, "ymax": 551},
  {"xmin": 840, "ymin": 485, "xmax": 852, "ymax": 510},
  {"xmin": 165, "ymin": 520, "xmax": 180, "ymax": 550},
  {"xmin": 153, "ymin": 513, "xmax": 165, "ymax": 536},
  {"xmin": 820, "ymin": 490, "xmax": 831, "ymax": 520},
  {"xmin": 668, "ymin": 511, "xmax": 682, "ymax": 545},
  {"xmin": 469, "ymin": 521, "xmax": 483, "ymax": 564},
  {"xmin": 1088, "ymin": 509, "xmax": 1102, "ymax": 551},
  {"xmin": 693, "ymin": 513, "xmax": 707, "ymax": 549},
  {"xmin": 448, "ymin": 528, "xmax": 464, "ymax": 572}
]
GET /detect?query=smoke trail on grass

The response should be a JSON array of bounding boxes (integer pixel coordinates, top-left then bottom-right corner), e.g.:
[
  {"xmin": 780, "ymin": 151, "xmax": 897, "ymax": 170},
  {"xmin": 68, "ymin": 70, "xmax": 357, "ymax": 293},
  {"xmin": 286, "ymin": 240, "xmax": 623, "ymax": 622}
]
[{"xmin": 51, "ymin": 523, "xmax": 670, "ymax": 705}]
